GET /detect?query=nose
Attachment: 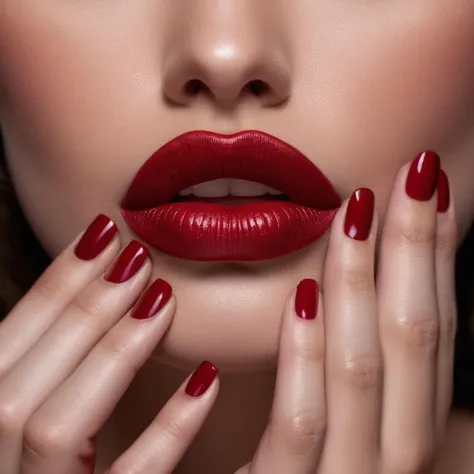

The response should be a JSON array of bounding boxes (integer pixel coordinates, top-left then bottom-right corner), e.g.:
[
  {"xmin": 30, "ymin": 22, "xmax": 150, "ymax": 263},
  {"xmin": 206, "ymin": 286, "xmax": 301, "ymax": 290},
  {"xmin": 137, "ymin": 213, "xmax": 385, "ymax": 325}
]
[{"xmin": 161, "ymin": 2, "xmax": 292, "ymax": 109}]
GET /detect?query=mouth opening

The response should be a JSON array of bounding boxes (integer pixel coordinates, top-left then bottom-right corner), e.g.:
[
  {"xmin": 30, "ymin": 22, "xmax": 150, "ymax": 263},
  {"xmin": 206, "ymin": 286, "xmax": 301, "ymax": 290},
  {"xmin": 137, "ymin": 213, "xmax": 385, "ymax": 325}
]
[{"xmin": 171, "ymin": 193, "xmax": 291, "ymax": 206}]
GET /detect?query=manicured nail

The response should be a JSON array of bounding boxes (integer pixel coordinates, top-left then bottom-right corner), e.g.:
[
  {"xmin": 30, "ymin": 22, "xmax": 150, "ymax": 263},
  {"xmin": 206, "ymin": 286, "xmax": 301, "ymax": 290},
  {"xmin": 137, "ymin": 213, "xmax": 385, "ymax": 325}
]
[
  {"xmin": 344, "ymin": 188, "xmax": 375, "ymax": 241},
  {"xmin": 75, "ymin": 214, "xmax": 118, "ymax": 261},
  {"xmin": 405, "ymin": 151, "xmax": 440, "ymax": 201},
  {"xmin": 437, "ymin": 169, "xmax": 450, "ymax": 213},
  {"xmin": 131, "ymin": 278, "xmax": 172, "ymax": 320},
  {"xmin": 105, "ymin": 241, "xmax": 149, "ymax": 283},
  {"xmin": 185, "ymin": 361, "xmax": 218, "ymax": 397},
  {"xmin": 295, "ymin": 279, "xmax": 319, "ymax": 320}
]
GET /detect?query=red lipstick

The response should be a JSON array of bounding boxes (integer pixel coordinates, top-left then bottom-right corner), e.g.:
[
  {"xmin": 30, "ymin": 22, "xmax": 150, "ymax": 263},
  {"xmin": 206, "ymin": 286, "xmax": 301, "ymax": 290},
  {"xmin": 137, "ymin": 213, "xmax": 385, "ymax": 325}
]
[{"xmin": 121, "ymin": 130, "xmax": 341, "ymax": 261}]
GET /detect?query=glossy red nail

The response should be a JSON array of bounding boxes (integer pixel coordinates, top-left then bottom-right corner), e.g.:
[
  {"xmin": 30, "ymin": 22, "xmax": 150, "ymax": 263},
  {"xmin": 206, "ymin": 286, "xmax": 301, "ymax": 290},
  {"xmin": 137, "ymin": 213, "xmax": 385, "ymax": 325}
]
[
  {"xmin": 437, "ymin": 169, "xmax": 450, "ymax": 213},
  {"xmin": 75, "ymin": 214, "xmax": 118, "ymax": 261},
  {"xmin": 344, "ymin": 188, "xmax": 375, "ymax": 241},
  {"xmin": 185, "ymin": 361, "xmax": 218, "ymax": 397},
  {"xmin": 295, "ymin": 279, "xmax": 319, "ymax": 320},
  {"xmin": 131, "ymin": 278, "xmax": 172, "ymax": 320},
  {"xmin": 405, "ymin": 151, "xmax": 440, "ymax": 201},
  {"xmin": 105, "ymin": 241, "xmax": 149, "ymax": 283}
]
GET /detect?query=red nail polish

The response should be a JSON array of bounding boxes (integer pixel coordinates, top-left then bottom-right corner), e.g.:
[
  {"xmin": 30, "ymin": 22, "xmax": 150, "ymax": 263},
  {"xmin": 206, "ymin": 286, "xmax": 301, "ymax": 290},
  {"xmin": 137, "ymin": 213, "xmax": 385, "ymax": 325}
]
[
  {"xmin": 105, "ymin": 241, "xmax": 149, "ymax": 283},
  {"xmin": 344, "ymin": 188, "xmax": 375, "ymax": 241},
  {"xmin": 185, "ymin": 361, "xmax": 218, "ymax": 397},
  {"xmin": 437, "ymin": 169, "xmax": 450, "ymax": 213},
  {"xmin": 131, "ymin": 278, "xmax": 172, "ymax": 320},
  {"xmin": 75, "ymin": 214, "xmax": 118, "ymax": 261},
  {"xmin": 295, "ymin": 279, "xmax": 319, "ymax": 320},
  {"xmin": 405, "ymin": 151, "xmax": 440, "ymax": 201}
]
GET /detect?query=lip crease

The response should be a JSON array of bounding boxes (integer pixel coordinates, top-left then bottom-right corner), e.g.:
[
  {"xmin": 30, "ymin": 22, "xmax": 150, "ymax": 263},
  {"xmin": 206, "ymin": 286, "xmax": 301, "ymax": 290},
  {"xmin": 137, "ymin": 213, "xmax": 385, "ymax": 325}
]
[{"xmin": 120, "ymin": 130, "xmax": 341, "ymax": 262}]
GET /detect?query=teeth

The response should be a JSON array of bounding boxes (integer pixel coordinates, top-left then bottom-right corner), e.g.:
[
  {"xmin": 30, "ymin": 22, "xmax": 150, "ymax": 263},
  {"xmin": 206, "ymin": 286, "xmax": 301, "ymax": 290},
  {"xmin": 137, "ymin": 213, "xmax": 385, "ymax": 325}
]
[
  {"xmin": 230, "ymin": 179, "xmax": 279, "ymax": 197},
  {"xmin": 179, "ymin": 179, "xmax": 283, "ymax": 198},
  {"xmin": 180, "ymin": 178, "xmax": 229, "ymax": 198}
]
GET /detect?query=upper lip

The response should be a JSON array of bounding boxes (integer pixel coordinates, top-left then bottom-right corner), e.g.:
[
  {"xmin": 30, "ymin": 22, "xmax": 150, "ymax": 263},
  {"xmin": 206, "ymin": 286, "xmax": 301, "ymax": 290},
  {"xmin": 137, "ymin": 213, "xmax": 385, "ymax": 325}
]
[{"xmin": 121, "ymin": 130, "xmax": 341, "ymax": 210}]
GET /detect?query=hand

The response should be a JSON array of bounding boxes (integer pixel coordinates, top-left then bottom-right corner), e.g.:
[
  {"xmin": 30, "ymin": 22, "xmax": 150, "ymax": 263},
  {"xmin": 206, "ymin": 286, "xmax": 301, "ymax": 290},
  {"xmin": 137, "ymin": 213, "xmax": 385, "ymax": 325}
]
[
  {"xmin": 0, "ymin": 215, "xmax": 219, "ymax": 474},
  {"xmin": 237, "ymin": 152, "xmax": 457, "ymax": 473}
]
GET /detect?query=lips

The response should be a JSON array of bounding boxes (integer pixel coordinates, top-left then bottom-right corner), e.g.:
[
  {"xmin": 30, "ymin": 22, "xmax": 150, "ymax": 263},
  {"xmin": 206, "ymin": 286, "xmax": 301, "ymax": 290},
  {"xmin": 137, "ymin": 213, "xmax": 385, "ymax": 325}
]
[{"xmin": 120, "ymin": 130, "xmax": 341, "ymax": 261}]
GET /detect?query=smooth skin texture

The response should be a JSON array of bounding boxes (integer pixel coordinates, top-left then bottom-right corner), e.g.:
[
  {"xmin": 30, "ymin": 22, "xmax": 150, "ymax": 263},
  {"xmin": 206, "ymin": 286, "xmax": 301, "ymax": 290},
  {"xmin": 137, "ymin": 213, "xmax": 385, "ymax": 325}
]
[{"xmin": 0, "ymin": 0, "xmax": 473, "ymax": 472}]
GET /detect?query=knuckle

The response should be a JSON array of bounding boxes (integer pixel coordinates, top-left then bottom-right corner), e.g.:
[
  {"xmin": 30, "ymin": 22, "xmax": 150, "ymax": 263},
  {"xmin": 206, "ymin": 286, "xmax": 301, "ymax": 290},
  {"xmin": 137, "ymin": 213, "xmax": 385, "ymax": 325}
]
[
  {"xmin": 280, "ymin": 411, "xmax": 327, "ymax": 457},
  {"xmin": 160, "ymin": 413, "xmax": 187, "ymax": 442},
  {"xmin": 98, "ymin": 332, "xmax": 133, "ymax": 361},
  {"xmin": 439, "ymin": 307, "xmax": 457, "ymax": 345},
  {"xmin": 435, "ymin": 219, "xmax": 458, "ymax": 254},
  {"xmin": 295, "ymin": 338, "xmax": 324, "ymax": 364},
  {"xmin": 394, "ymin": 317, "xmax": 440, "ymax": 353},
  {"xmin": 95, "ymin": 331, "xmax": 145, "ymax": 378},
  {"xmin": 30, "ymin": 267, "xmax": 70, "ymax": 305},
  {"xmin": 435, "ymin": 232, "xmax": 456, "ymax": 254},
  {"xmin": 341, "ymin": 265, "xmax": 374, "ymax": 293},
  {"xmin": 23, "ymin": 418, "xmax": 69, "ymax": 459},
  {"xmin": 70, "ymin": 289, "xmax": 107, "ymax": 319},
  {"xmin": 397, "ymin": 221, "xmax": 436, "ymax": 247},
  {"xmin": 343, "ymin": 357, "xmax": 383, "ymax": 392}
]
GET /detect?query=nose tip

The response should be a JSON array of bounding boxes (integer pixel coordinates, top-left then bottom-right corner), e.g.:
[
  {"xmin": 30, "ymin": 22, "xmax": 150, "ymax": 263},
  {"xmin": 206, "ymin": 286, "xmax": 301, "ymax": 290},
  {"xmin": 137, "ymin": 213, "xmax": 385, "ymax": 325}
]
[{"xmin": 162, "ymin": 43, "xmax": 291, "ymax": 109}]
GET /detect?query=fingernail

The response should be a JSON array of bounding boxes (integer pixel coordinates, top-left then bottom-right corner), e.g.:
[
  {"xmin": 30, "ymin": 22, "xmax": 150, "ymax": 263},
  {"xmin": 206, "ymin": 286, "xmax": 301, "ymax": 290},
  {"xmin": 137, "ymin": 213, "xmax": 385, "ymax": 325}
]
[
  {"xmin": 344, "ymin": 188, "xmax": 375, "ymax": 241},
  {"xmin": 75, "ymin": 214, "xmax": 118, "ymax": 261},
  {"xmin": 295, "ymin": 279, "xmax": 319, "ymax": 320},
  {"xmin": 105, "ymin": 241, "xmax": 149, "ymax": 283},
  {"xmin": 131, "ymin": 278, "xmax": 172, "ymax": 320},
  {"xmin": 185, "ymin": 361, "xmax": 218, "ymax": 397},
  {"xmin": 437, "ymin": 169, "xmax": 450, "ymax": 213},
  {"xmin": 405, "ymin": 151, "xmax": 440, "ymax": 201}
]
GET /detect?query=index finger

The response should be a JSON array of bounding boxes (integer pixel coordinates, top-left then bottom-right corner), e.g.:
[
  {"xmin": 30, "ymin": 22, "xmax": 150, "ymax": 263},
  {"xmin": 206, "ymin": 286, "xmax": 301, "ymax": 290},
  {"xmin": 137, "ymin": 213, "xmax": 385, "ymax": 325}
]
[
  {"xmin": 0, "ymin": 214, "xmax": 120, "ymax": 376},
  {"xmin": 248, "ymin": 279, "xmax": 326, "ymax": 474}
]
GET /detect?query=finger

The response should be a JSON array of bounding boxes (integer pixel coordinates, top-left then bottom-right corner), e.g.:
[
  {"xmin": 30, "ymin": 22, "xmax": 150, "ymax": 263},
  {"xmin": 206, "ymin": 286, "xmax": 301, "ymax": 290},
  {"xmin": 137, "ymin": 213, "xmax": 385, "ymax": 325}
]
[
  {"xmin": 378, "ymin": 151, "xmax": 440, "ymax": 472},
  {"xmin": 0, "ymin": 214, "xmax": 120, "ymax": 377},
  {"xmin": 319, "ymin": 188, "xmax": 381, "ymax": 473},
  {"xmin": 20, "ymin": 278, "xmax": 175, "ymax": 474},
  {"xmin": 249, "ymin": 279, "xmax": 326, "ymax": 474},
  {"xmin": 107, "ymin": 361, "xmax": 218, "ymax": 474},
  {"xmin": 434, "ymin": 170, "xmax": 458, "ymax": 443},
  {"xmin": 0, "ymin": 240, "xmax": 150, "ymax": 472}
]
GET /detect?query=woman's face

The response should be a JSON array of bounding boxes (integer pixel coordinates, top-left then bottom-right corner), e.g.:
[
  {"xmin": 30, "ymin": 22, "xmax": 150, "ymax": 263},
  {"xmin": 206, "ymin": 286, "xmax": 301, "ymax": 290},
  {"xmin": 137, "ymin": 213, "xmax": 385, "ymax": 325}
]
[{"xmin": 1, "ymin": 1, "xmax": 474, "ymax": 371}]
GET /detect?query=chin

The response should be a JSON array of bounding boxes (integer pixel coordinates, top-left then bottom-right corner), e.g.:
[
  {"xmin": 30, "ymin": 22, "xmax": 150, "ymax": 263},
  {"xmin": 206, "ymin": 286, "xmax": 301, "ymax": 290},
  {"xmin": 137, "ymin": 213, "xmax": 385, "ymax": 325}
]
[{"xmin": 148, "ymin": 241, "xmax": 326, "ymax": 373}]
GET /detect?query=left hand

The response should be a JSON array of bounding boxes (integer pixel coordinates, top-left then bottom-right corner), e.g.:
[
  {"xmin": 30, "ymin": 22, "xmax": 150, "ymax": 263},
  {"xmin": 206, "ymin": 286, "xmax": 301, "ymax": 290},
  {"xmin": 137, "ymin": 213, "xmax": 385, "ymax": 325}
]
[{"xmin": 238, "ymin": 152, "xmax": 457, "ymax": 473}]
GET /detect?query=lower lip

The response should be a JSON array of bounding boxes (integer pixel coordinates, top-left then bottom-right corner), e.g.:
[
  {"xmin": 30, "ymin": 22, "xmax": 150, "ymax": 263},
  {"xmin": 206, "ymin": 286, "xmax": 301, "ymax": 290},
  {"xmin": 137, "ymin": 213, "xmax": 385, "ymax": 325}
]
[{"xmin": 121, "ymin": 201, "xmax": 337, "ymax": 261}]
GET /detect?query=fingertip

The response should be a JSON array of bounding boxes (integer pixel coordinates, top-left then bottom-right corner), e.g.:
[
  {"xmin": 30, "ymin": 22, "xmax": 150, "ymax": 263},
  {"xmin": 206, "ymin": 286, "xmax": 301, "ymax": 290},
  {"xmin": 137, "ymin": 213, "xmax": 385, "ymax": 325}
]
[
  {"xmin": 435, "ymin": 169, "xmax": 457, "ymax": 242},
  {"xmin": 74, "ymin": 214, "xmax": 119, "ymax": 261},
  {"xmin": 437, "ymin": 169, "xmax": 450, "ymax": 214},
  {"xmin": 405, "ymin": 151, "xmax": 440, "ymax": 203},
  {"xmin": 295, "ymin": 279, "xmax": 319, "ymax": 321},
  {"xmin": 130, "ymin": 278, "xmax": 174, "ymax": 320},
  {"xmin": 183, "ymin": 361, "xmax": 220, "ymax": 400}
]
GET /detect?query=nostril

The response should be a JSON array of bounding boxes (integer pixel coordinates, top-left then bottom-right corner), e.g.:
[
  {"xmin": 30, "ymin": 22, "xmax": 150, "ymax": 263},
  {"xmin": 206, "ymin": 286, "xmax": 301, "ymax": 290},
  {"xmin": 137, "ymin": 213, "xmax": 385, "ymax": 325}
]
[
  {"xmin": 183, "ymin": 78, "xmax": 271, "ymax": 99},
  {"xmin": 184, "ymin": 79, "xmax": 209, "ymax": 96},
  {"xmin": 245, "ymin": 80, "xmax": 270, "ymax": 97}
]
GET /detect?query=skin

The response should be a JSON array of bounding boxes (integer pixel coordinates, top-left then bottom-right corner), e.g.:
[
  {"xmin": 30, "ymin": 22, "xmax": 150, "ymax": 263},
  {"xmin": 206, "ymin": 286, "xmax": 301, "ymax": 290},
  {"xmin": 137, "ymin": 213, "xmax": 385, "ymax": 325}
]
[{"xmin": 0, "ymin": 1, "xmax": 473, "ymax": 472}]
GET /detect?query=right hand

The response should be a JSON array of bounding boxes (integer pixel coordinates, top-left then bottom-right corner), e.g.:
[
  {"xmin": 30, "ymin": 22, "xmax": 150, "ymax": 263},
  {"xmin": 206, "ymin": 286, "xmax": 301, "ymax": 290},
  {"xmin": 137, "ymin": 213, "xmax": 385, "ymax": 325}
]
[{"xmin": 0, "ymin": 214, "xmax": 220, "ymax": 474}]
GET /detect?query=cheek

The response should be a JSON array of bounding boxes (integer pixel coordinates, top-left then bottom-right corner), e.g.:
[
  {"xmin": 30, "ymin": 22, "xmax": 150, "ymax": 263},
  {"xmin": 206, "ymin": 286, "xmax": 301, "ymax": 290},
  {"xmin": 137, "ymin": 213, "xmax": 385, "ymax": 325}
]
[
  {"xmin": 297, "ymin": 3, "xmax": 474, "ymax": 144},
  {"xmin": 0, "ymin": 4, "xmax": 157, "ymax": 148},
  {"xmin": 346, "ymin": 7, "xmax": 474, "ymax": 149},
  {"xmin": 293, "ymin": 3, "xmax": 474, "ymax": 232},
  {"xmin": 0, "ymin": 5, "xmax": 164, "ymax": 252}
]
